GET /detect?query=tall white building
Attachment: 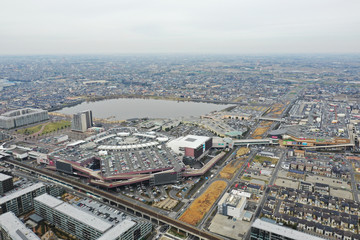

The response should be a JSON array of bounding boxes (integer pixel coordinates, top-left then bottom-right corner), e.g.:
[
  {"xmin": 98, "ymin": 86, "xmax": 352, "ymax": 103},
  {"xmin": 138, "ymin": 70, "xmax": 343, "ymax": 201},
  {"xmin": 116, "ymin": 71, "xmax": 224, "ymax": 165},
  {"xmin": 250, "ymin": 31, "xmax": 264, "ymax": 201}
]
[{"xmin": 71, "ymin": 110, "xmax": 93, "ymax": 132}]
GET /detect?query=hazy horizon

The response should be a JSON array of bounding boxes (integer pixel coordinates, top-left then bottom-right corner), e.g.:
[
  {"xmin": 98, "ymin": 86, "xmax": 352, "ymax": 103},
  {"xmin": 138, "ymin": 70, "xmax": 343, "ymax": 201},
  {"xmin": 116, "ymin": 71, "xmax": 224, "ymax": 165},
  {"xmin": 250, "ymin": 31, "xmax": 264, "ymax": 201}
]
[{"xmin": 1, "ymin": 0, "xmax": 360, "ymax": 55}]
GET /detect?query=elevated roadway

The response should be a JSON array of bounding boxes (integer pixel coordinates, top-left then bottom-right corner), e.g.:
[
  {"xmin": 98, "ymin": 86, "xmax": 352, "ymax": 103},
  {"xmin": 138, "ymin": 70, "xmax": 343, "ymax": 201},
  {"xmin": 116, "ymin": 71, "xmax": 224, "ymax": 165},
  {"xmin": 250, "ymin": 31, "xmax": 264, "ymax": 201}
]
[
  {"xmin": 182, "ymin": 152, "xmax": 226, "ymax": 177},
  {"xmin": 5, "ymin": 159, "xmax": 222, "ymax": 240},
  {"xmin": 304, "ymin": 143, "xmax": 355, "ymax": 150},
  {"xmin": 256, "ymin": 117, "xmax": 285, "ymax": 122}
]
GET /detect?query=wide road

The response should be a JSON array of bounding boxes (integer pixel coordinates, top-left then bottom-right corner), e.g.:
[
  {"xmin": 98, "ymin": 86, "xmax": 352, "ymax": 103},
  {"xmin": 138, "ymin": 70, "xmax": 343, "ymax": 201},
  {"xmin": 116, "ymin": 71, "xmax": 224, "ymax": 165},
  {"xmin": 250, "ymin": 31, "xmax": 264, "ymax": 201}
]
[
  {"xmin": 349, "ymin": 159, "xmax": 360, "ymax": 202},
  {"xmin": 198, "ymin": 150, "xmax": 257, "ymax": 229},
  {"xmin": 243, "ymin": 149, "xmax": 286, "ymax": 240},
  {"xmin": 5, "ymin": 159, "xmax": 223, "ymax": 240}
]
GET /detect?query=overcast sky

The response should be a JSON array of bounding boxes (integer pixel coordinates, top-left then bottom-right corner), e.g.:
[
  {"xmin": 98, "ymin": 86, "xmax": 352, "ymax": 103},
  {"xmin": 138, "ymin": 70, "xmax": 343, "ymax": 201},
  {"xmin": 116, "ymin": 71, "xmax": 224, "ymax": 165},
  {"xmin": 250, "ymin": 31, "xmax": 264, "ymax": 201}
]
[{"xmin": 1, "ymin": 0, "xmax": 359, "ymax": 55}]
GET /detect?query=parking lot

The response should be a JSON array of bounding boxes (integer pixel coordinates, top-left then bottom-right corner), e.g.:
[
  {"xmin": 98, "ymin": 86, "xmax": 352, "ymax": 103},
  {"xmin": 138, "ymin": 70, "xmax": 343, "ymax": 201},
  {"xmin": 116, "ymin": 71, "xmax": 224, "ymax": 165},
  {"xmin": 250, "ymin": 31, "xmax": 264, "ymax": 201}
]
[
  {"xmin": 305, "ymin": 175, "xmax": 351, "ymax": 190},
  {"xmin": 101, "ymin": 146, "xmax": 181, "ymax": 176},
  {"xmin": 209, "ymin": 212, "xmax": 251, "ymax": 239}
]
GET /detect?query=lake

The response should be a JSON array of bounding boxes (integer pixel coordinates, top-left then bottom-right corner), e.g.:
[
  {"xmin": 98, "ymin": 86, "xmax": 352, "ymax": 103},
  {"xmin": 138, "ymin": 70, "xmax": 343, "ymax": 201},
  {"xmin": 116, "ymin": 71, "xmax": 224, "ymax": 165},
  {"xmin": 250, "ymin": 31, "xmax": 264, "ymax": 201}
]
[{"xmin": 58, "ymin": 98, "xmax": 230, "ymax": 120}]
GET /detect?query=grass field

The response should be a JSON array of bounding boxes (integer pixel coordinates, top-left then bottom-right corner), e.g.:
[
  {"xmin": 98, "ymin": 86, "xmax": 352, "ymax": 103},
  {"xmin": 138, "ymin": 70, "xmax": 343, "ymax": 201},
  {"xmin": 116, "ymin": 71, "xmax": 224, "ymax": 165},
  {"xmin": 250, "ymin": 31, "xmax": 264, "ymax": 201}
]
[
  {"xmin": 17, "ymin": 120, "xmax": 70, "ymax": 135},
  {"xmin": 253, "ymin": 155, "xmax": 278, "ymax": 165},
  {"xmin": 241, "ymin": 176, "xmax": 252, "ymax": 181},
  {"xmin": 17, "ymin": 124, "xmax": 43, "ymax": 135},
  {"xmin": 42, "ymin": 120, "xmax": 71, "ymax": 134},
  {"xmin": 179, "ymin": 181, "xmax": 227, "ymax": 226},
  {"xmin": 219, "ymin": 158, "xmax": 245, "ymax": 180}
]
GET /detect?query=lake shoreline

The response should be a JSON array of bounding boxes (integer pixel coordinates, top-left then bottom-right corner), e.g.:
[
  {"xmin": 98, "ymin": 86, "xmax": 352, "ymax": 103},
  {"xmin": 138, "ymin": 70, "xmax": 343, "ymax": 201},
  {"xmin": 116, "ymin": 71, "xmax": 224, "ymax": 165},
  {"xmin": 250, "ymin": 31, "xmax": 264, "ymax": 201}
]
[
  {"xmin": 49, "ymin": 94, "xmax": 242, "ymax": 113},
  {"xmin": 57, "ymin": 96, "xmax": 234, "ymax": 120}
]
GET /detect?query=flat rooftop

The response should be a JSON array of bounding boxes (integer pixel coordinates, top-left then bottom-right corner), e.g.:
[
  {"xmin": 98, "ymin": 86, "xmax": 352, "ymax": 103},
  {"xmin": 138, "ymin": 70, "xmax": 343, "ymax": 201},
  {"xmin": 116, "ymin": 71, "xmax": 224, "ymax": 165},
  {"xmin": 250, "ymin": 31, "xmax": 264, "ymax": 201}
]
[
  {"xmin": 55, "ymin": 203, "xmax": 113, "ymax": 233},
  {"xmin": 97, "ymin": 219, "xmax": 136, "ymax": 240},
  {"xmin": 0, "ymin": 212, "xmax": 40, "ymax": 240},
  {"xmin": 170, "ymin": 135, "xmax": 211, "ymax": 149},
  {"xmin": 0, "ymin": 183, "xmax": 45, "ymax": 205},
  {"xmin": 34, "ymin": 193, "xmax": 63, "ymax": 208},
  {"xmin": 35, "ymin": 194, "xmax": 112, "ymax": 233},
  {"xmin": 252, "ymin": 218, "xmax": 325, "ymax": 240},
  {"xmin": 0, "ymin": 172, "xmax": 12, "ymax": 181},
  {"xmin": 0, "ymin": 108, "xmax": 46, "ymax": 119}
]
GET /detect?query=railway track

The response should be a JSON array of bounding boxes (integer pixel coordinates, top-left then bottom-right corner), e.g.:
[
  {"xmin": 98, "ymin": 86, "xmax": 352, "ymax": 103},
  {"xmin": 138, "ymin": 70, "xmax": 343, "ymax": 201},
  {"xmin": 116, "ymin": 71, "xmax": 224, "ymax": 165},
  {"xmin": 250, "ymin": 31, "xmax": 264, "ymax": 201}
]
[{"xmin": 5, "ymin": 159, "xmax": 223, "ymax": 240}]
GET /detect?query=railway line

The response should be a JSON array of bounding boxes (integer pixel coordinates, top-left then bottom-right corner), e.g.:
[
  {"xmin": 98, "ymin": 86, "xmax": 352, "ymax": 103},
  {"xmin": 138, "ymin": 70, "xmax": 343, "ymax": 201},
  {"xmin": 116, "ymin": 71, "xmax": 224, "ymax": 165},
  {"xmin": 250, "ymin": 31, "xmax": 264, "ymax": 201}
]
[{"xmin": 5, "ymin": 159, "xmax": 223, "ymax": 240}]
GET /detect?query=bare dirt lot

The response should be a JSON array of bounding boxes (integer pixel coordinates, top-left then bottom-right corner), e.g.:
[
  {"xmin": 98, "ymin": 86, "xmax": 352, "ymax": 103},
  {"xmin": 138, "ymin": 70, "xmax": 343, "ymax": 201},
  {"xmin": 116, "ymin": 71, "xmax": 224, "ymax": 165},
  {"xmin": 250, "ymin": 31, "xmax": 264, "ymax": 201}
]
[{"xmin": 179, "ymin": 181, "xmax": 227, "ymax": 226}]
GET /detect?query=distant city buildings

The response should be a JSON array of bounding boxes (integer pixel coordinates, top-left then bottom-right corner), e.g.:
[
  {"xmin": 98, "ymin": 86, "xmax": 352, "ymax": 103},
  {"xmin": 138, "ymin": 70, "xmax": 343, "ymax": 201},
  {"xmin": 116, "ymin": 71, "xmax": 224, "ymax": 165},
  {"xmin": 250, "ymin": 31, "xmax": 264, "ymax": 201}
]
[
  {"xmin": 71, "ymin": 110, "xmax": 93, "ymax": 132},
  {"xmin": 0, "ymin": 55, "xmax": 360, "ymax": 240},
  {"xmin": 0, "ymin": 108, "xmax": 49, "ymax": 129}
]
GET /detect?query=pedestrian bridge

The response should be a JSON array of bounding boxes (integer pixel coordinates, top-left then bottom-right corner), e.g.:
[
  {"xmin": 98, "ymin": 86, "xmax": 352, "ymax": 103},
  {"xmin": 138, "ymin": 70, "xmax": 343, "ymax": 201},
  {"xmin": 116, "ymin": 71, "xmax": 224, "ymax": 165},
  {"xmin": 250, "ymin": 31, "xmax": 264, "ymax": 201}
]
[
  {"xmin": 233, "ymin": 138, "xmax": 278, "ymax": 146},
  {"xmin": 257, "ymin": 117, "xmax": 285, "ymax": 122}
]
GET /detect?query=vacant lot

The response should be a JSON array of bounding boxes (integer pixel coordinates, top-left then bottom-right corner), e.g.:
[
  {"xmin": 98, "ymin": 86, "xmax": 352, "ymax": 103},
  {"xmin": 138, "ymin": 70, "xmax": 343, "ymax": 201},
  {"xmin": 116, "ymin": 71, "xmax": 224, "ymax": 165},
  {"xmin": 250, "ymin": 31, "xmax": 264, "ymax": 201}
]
[
  {"xmin": 179, "ymin": 181, "xmax": 227, "ymax": 226},
  {"xmin": 275, "ymin": 178, "xmax": 299, "ymax": 189},
  {"xmin": 251, "ymin": 121, "xmax": 273, "ymax": 139},
  {"xmin": 253, "ymin": 155, "xmax": 278, "ymax": 165},
  {"xmin": 330, "ymin": 188, "xmax": 353, "ymax": 200},
  {"xmin": 266, "ymin": 103, "xmax": 287, "ymax": 117},
  {"xmin": 251, "ymin": 127, "xmax": 269, "ymax": 139},
  {"xmin": 236, "ymin": 147, "xmax": 250, "ymax": 157},
  {"xmin": 355, "ymin": 174, "xmax": 360, "ymax": 182},
  {"xmin": 219, "ymin": 158, "xmax": 245, "ymax": 180},
  {"xmin": 153, "ymin": 198, "xmax": 178, "ymax": 210}
]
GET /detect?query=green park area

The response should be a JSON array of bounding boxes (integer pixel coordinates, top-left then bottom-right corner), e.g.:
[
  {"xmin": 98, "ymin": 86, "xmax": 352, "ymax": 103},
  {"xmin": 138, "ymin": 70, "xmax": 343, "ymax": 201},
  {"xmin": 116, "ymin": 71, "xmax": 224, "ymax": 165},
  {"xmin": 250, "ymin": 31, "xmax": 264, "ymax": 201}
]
[{"xmin": 17, "ymin": 120, "xmax": 71, "ymax": 135}]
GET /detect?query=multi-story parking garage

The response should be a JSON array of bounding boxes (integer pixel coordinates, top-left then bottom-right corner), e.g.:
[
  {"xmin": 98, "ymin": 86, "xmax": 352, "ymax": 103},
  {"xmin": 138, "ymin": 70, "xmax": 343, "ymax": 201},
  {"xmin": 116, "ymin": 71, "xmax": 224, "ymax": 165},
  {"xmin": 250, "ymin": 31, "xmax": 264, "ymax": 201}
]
[{"xmin": 48, "ymin": 128, "xmax": 186, "ymax": 187}]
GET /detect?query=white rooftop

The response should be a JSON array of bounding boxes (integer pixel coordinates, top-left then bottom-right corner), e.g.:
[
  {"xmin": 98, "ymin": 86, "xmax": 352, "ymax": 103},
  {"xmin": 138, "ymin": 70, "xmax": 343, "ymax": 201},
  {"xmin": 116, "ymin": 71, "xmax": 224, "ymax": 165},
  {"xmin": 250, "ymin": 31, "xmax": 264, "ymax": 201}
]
[
  {"xmin": 97, "ymin": 219, "xmax": 136, "ymax": 240},
  {"xmin": 0, "ymin": 172, "xmax": 12, "ymax": 181},
  {"xmin": 34, "ymin": 193, "xmax": 63, "ymax": 208},
  {"xmin": 66, "ymin": 140, "xmax": 86, "ymax": 147},
  {"xmin": 98, "ymin": 141, "xmax": 158, "ymax": 151},
  {"xmin": 0, "ymin": 183, "xmax": 45, "ymax": 205},
  {"xmin": 0, "ymin": 212, "xmax": 40, "ymax": 240},
  {"xmin": 252, "ymin": 219, "xmax": 326, "ymax": 240},
  {"xmin": 55, "ymin": 201, "xmax": 112, "ymax": 233},
  {"xmin": 169, "ymin": 135, "xmax": 211, "ymax": 149}
]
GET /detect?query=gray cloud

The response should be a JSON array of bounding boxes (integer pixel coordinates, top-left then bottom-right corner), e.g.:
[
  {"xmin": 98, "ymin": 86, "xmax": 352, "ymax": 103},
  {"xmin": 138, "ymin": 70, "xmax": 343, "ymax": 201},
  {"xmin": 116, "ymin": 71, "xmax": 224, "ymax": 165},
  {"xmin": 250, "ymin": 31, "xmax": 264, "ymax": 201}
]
[{"xmin": 0, "ymin": 0, "xmax": 359, "ymax": 54}]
